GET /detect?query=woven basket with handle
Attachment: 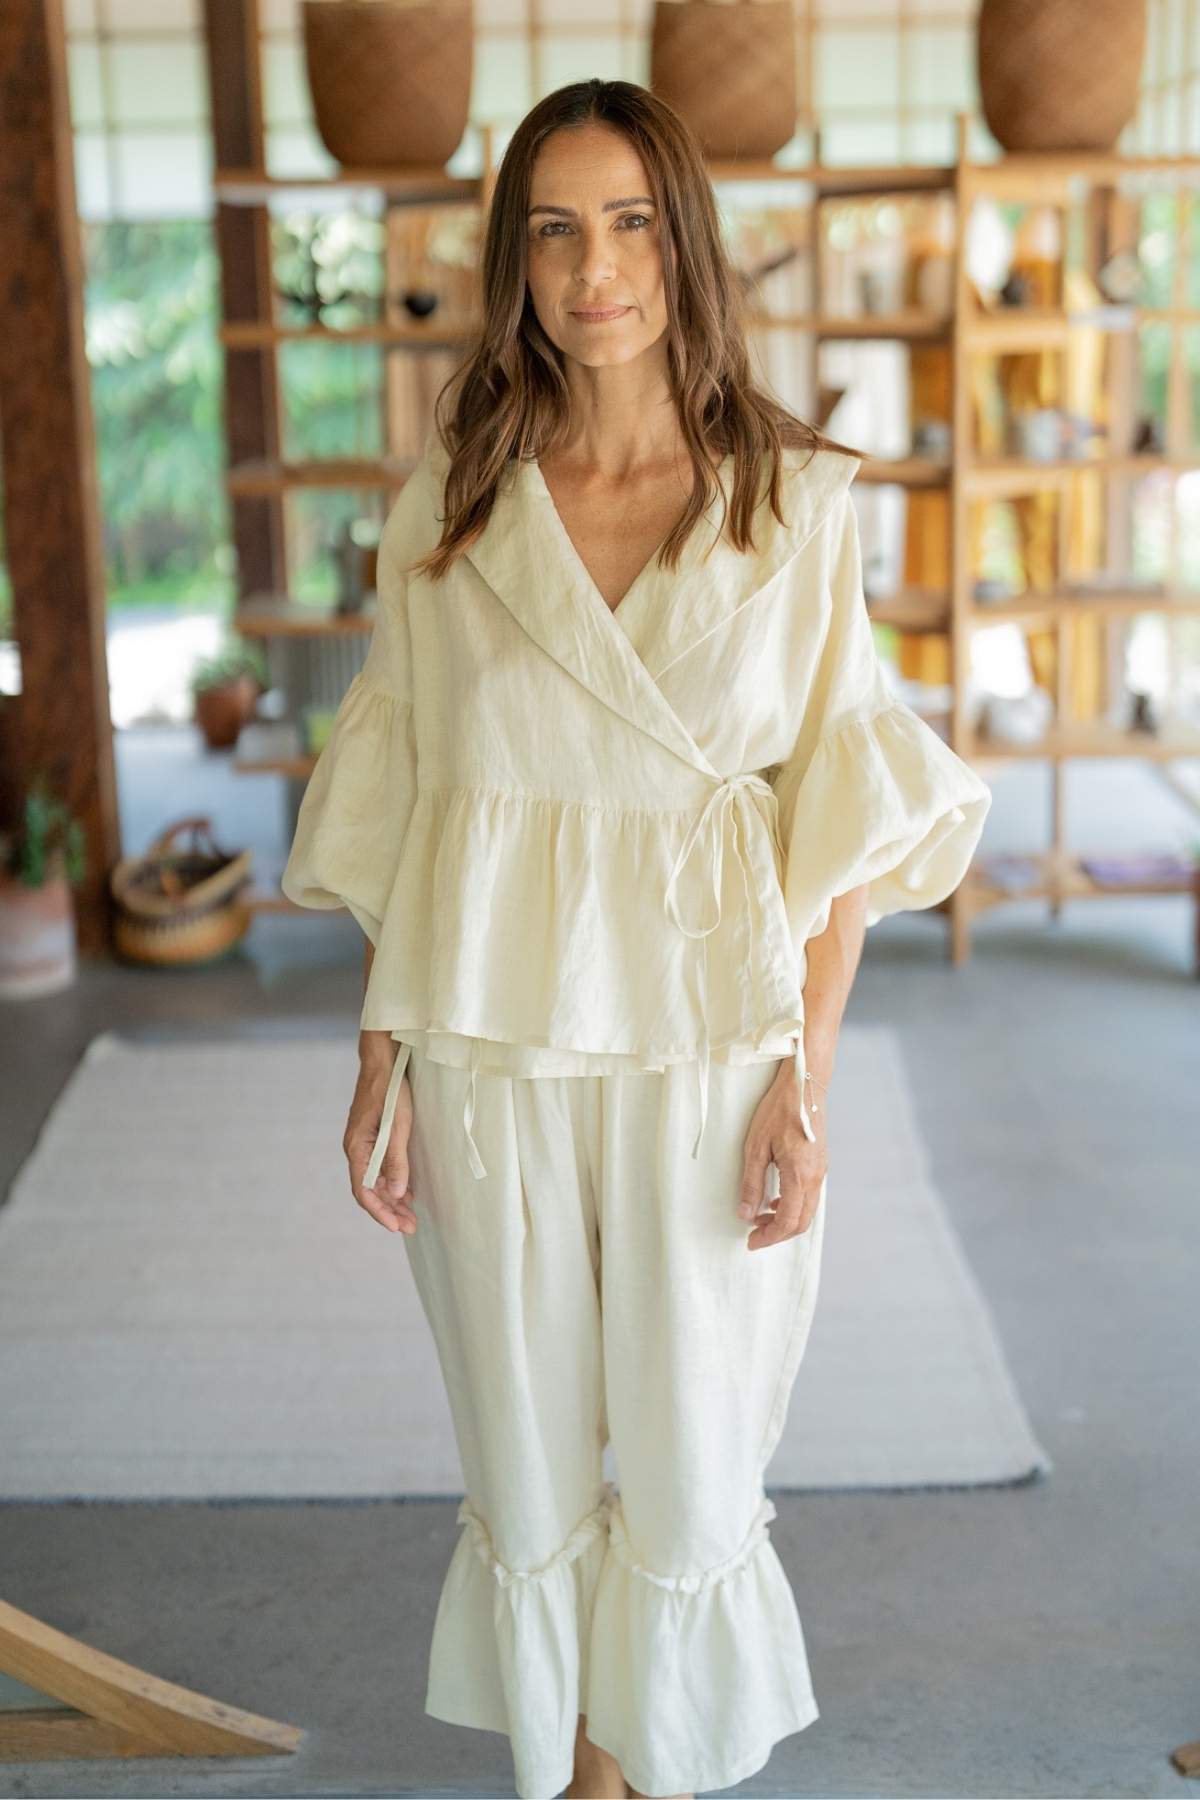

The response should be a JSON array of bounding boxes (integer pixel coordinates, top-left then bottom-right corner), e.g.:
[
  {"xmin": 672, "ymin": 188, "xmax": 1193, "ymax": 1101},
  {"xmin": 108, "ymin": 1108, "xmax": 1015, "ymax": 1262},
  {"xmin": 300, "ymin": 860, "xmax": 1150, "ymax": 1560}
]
[{"xmin": 109, "ymin": 817, "xmax": 253, "ymax": 967}]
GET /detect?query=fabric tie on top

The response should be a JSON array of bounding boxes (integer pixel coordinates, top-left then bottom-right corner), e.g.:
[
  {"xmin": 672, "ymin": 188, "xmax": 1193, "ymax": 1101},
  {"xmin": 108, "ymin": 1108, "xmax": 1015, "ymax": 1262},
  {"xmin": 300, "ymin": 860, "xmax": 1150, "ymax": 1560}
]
[
  {"xmin": 663, "ymin": 771, "xmax": 818, "ymax": 1159},
  {"xmin": 363, "ymin": 1033, "xmax": 413, "ymax": 1193}
]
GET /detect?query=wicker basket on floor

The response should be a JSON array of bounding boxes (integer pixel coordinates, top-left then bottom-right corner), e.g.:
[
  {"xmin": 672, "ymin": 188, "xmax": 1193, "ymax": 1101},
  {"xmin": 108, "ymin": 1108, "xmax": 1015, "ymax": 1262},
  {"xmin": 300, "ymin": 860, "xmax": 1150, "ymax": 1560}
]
[{"xmin": 110, "ymin": 817, "xmax": 254, "ymax": 967}]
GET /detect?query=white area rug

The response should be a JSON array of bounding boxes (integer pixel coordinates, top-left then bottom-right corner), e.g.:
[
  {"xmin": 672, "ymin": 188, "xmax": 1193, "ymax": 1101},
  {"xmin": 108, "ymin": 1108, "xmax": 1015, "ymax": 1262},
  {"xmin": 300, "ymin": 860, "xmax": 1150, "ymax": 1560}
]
[{"xmin": 0, "ymin": 1026, "xmax": 1050, "ymax": 1500}]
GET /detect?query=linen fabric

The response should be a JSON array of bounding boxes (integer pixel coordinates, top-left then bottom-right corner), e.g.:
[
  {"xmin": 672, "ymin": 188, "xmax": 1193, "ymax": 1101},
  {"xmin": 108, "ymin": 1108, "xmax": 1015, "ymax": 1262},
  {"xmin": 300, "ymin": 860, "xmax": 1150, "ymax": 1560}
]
[
  {"xmin": 399, "ymin": 1036, "xmax": 826, "ymax": 1800},
  {"xmin": 281, "ymin": 429, "xmax": 992, "ymax": 1168}
]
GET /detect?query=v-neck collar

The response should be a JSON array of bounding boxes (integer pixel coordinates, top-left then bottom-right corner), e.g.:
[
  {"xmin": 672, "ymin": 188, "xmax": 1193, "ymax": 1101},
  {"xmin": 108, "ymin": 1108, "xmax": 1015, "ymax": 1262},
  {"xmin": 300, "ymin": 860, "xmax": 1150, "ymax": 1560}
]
[
  {"xmin": 424, "ymin": 431, "xmax": 859, "ymax": 779},
  {"xmin": 525, "ymin": 451, "xmax": 734, "ymax": 631}
]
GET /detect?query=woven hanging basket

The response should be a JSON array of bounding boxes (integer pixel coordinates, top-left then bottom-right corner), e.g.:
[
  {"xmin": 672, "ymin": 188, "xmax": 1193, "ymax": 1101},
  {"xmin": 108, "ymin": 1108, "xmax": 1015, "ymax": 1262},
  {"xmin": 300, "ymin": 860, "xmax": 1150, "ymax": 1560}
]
[
  {"xmin": 650, "ymin": 0, "xmax": 797, "ymax": 161},
  {"xmin": 302, "ymin": 0, "xmax": 473, "ymax": 169},
  {"xmin": 109, "ymin": 817, "xmax": 253, "ymax": 967},
  {"xmin": 977, "ymin": 0, "xmax": 1147, "ymax": 154}
]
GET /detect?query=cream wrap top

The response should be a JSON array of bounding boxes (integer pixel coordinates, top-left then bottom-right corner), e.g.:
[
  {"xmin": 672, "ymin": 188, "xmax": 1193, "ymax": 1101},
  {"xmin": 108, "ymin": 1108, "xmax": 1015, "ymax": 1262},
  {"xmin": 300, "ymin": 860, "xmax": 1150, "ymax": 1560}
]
[{"xmin": 281, "ymin": 429, "xmax": 992, "ymax": 1185}]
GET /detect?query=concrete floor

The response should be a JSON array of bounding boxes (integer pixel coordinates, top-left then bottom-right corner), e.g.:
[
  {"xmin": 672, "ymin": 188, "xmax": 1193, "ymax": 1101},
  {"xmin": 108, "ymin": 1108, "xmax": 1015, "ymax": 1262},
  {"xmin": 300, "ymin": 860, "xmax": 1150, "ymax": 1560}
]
[{"xmin": 0, "ymin": 736, "xmax": 1197, "ymax": 1799}]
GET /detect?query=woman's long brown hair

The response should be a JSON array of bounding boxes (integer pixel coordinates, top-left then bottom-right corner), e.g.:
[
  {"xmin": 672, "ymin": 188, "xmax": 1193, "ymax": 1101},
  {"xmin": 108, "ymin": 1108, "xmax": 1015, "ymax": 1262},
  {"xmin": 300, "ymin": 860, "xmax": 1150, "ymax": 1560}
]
[{"xmin": 411, "ymin": 77, "xmax": 865, "ymax": 582}]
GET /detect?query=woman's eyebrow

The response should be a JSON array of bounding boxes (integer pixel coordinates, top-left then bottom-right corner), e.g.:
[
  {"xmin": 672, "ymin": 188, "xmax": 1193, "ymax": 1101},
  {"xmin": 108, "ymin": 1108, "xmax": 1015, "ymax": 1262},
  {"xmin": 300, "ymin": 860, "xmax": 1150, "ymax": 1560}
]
[{"xmin": 527, "ymin": 196, "xmax": 655, "ymax": 218}]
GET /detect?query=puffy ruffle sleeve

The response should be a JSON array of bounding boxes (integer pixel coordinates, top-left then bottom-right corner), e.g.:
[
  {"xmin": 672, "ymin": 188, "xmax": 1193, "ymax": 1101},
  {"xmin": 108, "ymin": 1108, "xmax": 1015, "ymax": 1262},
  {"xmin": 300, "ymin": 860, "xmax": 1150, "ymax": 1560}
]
[
  {"xmin": 279, "ymin": 476, "xmax": 420, "ymax": 947},
  {"xmin": 771, "ymin": 487, "xmax": 992, "ymax": 951}
]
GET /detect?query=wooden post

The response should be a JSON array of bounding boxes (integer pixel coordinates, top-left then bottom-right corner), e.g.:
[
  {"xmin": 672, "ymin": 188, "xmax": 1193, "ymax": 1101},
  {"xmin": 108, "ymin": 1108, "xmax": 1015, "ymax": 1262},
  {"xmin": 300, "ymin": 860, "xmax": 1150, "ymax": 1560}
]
[
  {"xmin": 0, "ymin": 0, "xmax": 119, "ymax": 954},
  {"xmin": 201, "ymin": 0, "xmax": 286, "ymax": 603}
]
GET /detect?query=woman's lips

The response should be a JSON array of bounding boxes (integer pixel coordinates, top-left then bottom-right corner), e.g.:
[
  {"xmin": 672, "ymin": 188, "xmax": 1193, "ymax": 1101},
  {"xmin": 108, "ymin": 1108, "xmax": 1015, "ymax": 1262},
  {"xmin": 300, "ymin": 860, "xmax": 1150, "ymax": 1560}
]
[{"xmin": 570, "ymin": 305, "xmax": 631, "ymax": 322}]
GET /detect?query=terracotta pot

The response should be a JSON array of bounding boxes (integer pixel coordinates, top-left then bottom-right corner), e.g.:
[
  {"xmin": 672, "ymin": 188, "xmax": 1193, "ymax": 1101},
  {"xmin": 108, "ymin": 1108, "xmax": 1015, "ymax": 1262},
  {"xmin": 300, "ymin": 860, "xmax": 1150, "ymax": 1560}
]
[
  {"xmin": 977, "ymin": 0, "xmax": 1146, "ymax": 153},
  {"xmin": 302, "ymin": 0, "xmax": 473, "ymax": 169},
  {"xmin": 650, "ymin": 0, "xmax": 796, "ymax": 161},
  {"xmin": 0, "ymin": 865, "xmax": 77, "ymax": 999},
  {"xmin": 194, "ymin": 674, "xmax": 259, "ymax": 750}
]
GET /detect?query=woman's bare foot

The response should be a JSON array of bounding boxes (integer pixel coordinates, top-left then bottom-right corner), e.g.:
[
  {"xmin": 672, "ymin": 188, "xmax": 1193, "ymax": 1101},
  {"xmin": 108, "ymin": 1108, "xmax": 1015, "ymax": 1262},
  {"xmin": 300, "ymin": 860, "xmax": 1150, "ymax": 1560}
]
[
  {"xmin": 626, "ymin": 1790, "xmax": 693, "ymax": 1800},
  {"xmin": 564, "ymin": 1712, "xmax": 629, "ymax": 1798}
]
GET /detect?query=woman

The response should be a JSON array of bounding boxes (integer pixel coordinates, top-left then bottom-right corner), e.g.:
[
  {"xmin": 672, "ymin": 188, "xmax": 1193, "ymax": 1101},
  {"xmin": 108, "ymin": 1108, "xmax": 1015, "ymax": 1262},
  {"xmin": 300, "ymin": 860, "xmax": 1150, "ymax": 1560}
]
[{"xmin": 282, "ymin": 79, "xmax": 991, "ymax": 1800}]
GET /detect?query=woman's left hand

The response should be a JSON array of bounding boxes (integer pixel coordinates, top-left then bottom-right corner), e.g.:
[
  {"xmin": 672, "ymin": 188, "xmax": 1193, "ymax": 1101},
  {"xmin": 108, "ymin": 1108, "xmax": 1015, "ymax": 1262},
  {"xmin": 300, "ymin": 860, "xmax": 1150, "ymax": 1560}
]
[{"xmin": 737, "ymin": 1060, "xmax": 828, "ymax": 1251}]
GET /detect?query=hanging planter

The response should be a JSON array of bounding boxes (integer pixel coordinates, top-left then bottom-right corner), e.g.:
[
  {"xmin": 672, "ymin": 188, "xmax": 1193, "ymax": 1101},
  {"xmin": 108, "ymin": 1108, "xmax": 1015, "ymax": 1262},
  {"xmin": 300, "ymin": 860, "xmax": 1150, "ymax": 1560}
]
[
  {"xmin": 977, "ymin": 0, "xmax": 1147, "ymax": 154},
  {"xmin": 650, "ymin": 0, "xmax": 796, "ymax": 161},
  {"xmin": 302, "ymin": 0, "xmax": 473, "ymax": 170}
]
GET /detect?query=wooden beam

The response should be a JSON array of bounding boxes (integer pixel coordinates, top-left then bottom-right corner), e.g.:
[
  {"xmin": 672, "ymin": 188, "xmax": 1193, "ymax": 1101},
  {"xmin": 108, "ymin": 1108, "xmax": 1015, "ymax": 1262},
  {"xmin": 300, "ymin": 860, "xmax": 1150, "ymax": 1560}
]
[
  {"xmin": 0, "ymin": 0, "xmax": 119, "ymax": 954},
  {"xmin": 201, "ymin": 0, "xmax": 286, "ymax": 603},
  {"xmin": 0, "ymin": 1598, "xmax": 304, "ymax": 1763}
]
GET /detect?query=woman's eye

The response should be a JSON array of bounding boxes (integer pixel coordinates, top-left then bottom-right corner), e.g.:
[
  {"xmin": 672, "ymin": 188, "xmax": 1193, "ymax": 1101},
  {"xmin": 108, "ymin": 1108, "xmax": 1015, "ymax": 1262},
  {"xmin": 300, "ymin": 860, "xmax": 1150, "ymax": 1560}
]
[{"xmin": 536, "ymin": 215, "xmax": 651, "ymax": 237}]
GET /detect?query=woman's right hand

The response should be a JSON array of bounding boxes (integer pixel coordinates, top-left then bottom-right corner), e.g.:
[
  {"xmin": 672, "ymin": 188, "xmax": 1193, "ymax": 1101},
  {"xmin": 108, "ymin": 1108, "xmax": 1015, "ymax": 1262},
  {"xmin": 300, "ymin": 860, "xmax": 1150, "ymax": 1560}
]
[{"xmin": 344, "ymin": 1050, "xmax": 418, "ymax": 1234}]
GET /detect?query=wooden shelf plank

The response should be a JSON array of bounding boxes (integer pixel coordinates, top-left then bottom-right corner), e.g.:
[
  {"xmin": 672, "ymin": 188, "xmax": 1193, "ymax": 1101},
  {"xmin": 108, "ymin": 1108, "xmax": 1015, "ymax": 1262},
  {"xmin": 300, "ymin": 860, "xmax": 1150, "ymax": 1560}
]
[
  {"xmin": 967, "ymin": 725, "xmax": 1200, "ymax": 760},
  {"xmin": 221, "ymin": 320, "xmax": 478, "ymax": 349},
  {"xmin": 226, "ymin": 457, "xmax": 417, "ymax": 494},
  {"xmin": 855, "ymin": 455, "xmax": 952, "ymax": 487},
  {"xmin": 235, "ymin": 594, "xmax": 377, "ymax": 636},
  {"xmin": 963, "ymin": 453, "xmax": 1200, "ymax": 498},
  {"xmin": 212, "ymin": 167, "xmax": 482, "ymax": 205},
  {"xmin": 233, "ymin": 754, "xmax": 318, "ymax": 778},
  {"xmin": 967, "ymin": 847, "xmax": 1197, "ymax": 908}
]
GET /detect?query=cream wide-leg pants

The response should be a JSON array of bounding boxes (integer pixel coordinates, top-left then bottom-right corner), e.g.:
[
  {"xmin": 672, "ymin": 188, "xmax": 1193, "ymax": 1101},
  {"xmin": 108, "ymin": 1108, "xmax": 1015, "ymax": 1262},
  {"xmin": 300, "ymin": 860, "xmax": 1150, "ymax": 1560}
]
[{"xmin": 399, "ymin": 1036, "xmax": 827, "ymax": 1800}]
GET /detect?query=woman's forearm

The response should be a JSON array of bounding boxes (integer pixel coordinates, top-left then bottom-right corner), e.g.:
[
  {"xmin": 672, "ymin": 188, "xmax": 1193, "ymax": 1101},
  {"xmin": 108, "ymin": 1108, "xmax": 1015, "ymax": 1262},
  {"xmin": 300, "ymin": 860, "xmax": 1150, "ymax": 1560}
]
[
  {"xmin": 359, "ymin": 938, "xmax": 394, "ymax": 1068},
  {"xmin": 798, "ymin": 884, "xmax": 869, "ymax": 1089}
]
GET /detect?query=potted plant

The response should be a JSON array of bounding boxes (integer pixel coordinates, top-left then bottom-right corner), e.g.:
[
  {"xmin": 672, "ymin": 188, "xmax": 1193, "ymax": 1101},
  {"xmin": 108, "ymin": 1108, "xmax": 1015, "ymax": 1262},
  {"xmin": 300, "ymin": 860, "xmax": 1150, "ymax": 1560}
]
[
  {"xmin": 0, "ymin": 779, "xmax": 87, "ymax": 999},
  {"xmin": 189, "ymin": 642, "xmax": 268, "ymax": 751}
]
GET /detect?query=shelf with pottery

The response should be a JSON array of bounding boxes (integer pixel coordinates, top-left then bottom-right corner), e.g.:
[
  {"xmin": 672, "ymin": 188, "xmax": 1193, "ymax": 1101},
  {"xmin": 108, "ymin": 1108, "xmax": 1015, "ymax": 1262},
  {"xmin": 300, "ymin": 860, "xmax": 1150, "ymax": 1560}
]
[
  {"xmin": 210, "ymin": 152, "xmax": 1200, "ymax": 209},
  {"xmin": 804, "ymin": 114, "xmax": 1200, "ymax": 957}
]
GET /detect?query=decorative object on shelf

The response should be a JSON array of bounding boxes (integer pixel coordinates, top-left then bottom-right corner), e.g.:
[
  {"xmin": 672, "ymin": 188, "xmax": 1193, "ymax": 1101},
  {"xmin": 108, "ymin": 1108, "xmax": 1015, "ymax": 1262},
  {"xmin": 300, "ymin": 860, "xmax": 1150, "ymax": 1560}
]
[
  {"xmin": 974, "ymin": 852, "xmax": 1044, "ymax": 894},
  {"xmin": 302, "ymin": 0, "xmax": 473, "ymax": 170},
  {"xmin": 302, "ymin": 705, "xmax": 340, "ymax": 756},
  {"xmin": 977, "ymin": 0, "xmax": 1147, "ymax": 153},
  {"xmin": 912, "ymin": 420, "xmax": 952, "ymax": 458},
  {"xmin": 274, "ymin": 214, "xmax": 376, "ymax": 327},
  {"xmin": 109, "ymin": 818, "xmax": 253, "ymax": 968},
  {"xmin": 910, "ymin": 195, "xmax": 955, "ymax": 316},
  {"xmin": 335, "ymin": 518, "xmax": 382, "ymax": 613},
  {"xmin": 1008, "ymin": 407, "xmax": 1064, "ymax": 461},
  {"xmin": 1096, "ymin": 248, "xmax": 1145, "ymax": 306},
  {"xmin": 1128, "ymin": 689, "xmax": 1159, "ymax": 735},
  {"xmin": 402, "ymin": 288, "xmax": 439, "ymax": 318},
  {"xmin": 998, "ymin": 270, "xmax": 1033, "ymax": 308},
  {"xmin": 1078, "ymin": 851, "xmax": 1194, "ymax": 887},
  {"xmin": 0, "ymin": 778, "xmax": 85, "ymax": 1000},
  {"xmin": 649, "ymin": 0, "xmax": 796, "ymax": 160},
  {"xmin": 978, "ymin": 686, "xmax": 1054, "ymax": 746},
  {"xmin": 1133, "ymin": 415, "xmax": 1164, "ymax": 454},
  {"xmin": 189, "ymin": 643, "xmax": 269, "ymax": 750}
]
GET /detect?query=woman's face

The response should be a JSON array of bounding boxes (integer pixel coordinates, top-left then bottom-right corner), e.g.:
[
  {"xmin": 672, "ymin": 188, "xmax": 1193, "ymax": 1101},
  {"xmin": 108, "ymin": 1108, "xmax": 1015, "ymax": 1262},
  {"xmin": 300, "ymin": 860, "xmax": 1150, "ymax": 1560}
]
[{"xmin": 524, "ymin": 121, "xmax": 670, "ymax": 369}]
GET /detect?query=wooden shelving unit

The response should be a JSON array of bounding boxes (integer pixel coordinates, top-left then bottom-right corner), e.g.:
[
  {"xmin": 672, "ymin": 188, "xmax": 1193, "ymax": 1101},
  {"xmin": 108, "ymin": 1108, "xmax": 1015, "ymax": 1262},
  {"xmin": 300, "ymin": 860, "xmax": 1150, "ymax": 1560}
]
[
  {"xmin": 209, "ymin": 62, "xmax": 1200, "ymax": 960},
  {"xmin": 806, "ymin": 113, "xmax": 1200, "ymax": 965}
]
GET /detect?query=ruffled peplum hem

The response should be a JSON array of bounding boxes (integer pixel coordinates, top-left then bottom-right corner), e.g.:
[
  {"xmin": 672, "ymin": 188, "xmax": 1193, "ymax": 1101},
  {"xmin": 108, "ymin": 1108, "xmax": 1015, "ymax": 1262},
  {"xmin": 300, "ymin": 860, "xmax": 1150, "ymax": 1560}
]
[
  {"xmin": 361, "ymin": 782, "xmax": 803, "ymax": 1055},
  {"xmin": 423, "ymin": 1479, "xmax": 820, "ymax": 1799},
  {"xmin": 423, "ymin": 1482, "xmax": 617, "ymax": 1800},
  {"xmin": 582, "ymin": 1491, "xmax": 820, "ymax": 1799}
]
